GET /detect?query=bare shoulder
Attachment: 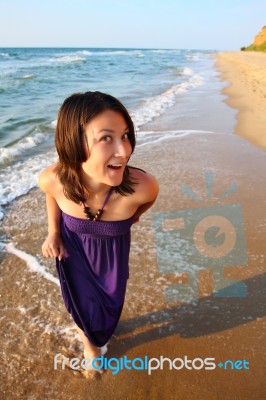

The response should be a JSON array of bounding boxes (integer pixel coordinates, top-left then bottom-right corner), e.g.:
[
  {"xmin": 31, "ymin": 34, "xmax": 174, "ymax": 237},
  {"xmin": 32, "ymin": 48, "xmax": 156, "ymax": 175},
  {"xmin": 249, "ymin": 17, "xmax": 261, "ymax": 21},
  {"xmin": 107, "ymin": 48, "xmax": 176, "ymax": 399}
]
[
  {"xmin": 38, "ymin": 163, "xmax": 61, "ymax": 195},
  {"xmin": 129, "ymin": 166, "xmax": 159, "ymax": 204}
]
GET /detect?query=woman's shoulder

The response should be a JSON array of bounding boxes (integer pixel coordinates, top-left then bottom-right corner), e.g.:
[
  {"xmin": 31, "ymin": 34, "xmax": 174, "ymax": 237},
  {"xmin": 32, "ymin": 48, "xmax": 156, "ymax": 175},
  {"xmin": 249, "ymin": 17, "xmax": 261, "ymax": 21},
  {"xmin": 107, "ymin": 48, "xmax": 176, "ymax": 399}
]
[
  {"xmin": 38, "ymin": 162, "xmax": 61, "ymax": 195},
  {"xmin": 128, "ymin": 165, "xmax": 159, "ymax": 204}
]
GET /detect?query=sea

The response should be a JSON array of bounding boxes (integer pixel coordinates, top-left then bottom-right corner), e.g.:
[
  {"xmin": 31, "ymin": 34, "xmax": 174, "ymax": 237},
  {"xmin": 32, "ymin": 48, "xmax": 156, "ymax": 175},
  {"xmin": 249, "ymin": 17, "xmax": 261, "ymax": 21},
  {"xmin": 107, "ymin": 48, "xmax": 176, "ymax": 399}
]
[{"xmin": 0, "ymin": 47, "xmax": 223, "ymax": 220}]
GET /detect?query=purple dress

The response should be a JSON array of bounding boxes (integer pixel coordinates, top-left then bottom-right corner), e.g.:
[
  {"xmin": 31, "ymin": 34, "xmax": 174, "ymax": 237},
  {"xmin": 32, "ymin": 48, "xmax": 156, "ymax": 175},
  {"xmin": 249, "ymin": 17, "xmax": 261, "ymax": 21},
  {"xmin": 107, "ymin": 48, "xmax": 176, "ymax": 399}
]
[{"xmin": 56, "ymin": 187, "xmax": 135, "ymax": 347}]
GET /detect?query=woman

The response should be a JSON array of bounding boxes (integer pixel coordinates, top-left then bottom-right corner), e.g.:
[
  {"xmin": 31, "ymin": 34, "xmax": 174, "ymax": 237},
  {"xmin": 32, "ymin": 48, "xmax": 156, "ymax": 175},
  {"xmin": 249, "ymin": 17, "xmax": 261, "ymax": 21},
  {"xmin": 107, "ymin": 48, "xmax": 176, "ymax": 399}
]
[{"xmin": 38, "ymin": 91, "xmax": 159, "ymax": 375}]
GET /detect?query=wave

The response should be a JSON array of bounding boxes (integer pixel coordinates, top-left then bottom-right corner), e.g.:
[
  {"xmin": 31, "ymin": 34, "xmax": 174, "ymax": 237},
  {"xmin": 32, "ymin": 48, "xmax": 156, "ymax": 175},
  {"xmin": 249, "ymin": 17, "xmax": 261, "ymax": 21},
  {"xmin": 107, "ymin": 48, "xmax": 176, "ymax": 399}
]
[
  {"xmin": 77, "ymin": 50, "xmax": 93, "ymax": 55},
  {"xmin": 0, "ymin": 147, "xmax": 57, "ymax": 208},
  {"xmin": 48, "ymin": 54, "xmax": 86, "ymax": 64},
  {"xmin": 136, "ymin": 129, "xmax": 215, "ymax": 147},
  {"xmin": 131, "ymin": 73, "xmax": 204, "ymax": 129},
  {"xmin": 0, "ymin": 131, "xmax": 49, "ymax": 165},
  {"xmin": 185, "ymin": 53, "xmax": 203, "ymax": 61},
  {"xmin": 93, "ymin": 50, "xmax": 128, "ymax": 56},
  {"xmin": 3, "ymin": 242, "xmax": 60, "ymax": 285},
  {"xmin": 76, "ymin": 49, "xmax": 145, "ymax": 57},
  {"xmin": 85, "ymin": 47, "xmax": 194, "ymax": 60},
  {"xmin": 0, "ymin": 55, "xmax": 85, "ymax": 75},
  {"xmin": 18, "ymin": 74, "xmax": 35, "ymax": 80},
  {"xmin": 51, "ymin": 119, "xmax": 57, "ymax": 129},
  {"xmin": 150, "ymin": 49, "xmax": 179, "ymax": 54},
  {"xmin": 0, "ymin": 52, "xmax": 10, "ymax": 57},
  {"xmin": 150, "ymin": 49, "xmax": 168, "ymax": 54},
  {"xmin": 182, "ymin": 67, "xmax": 193, "ymax": 76}
]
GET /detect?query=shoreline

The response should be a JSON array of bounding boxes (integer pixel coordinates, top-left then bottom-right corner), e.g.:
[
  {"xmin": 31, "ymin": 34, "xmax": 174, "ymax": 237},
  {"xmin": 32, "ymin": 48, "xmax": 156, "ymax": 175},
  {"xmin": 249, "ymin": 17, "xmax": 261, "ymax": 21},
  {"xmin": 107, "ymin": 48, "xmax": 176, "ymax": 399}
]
[{"xmin": 215, "ymin": 51, "xmax": 266, "ymax": 150}]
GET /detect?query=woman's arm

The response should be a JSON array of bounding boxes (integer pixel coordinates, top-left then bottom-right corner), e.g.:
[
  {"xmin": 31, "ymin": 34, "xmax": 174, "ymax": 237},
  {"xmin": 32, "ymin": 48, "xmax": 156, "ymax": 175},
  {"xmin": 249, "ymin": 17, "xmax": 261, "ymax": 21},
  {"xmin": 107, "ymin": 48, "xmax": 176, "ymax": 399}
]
[
  {"xmin": 133, "ymin": 171, "xmax": 159, "ymax": 222},
  {"xmin": 41, "ymin": 194, "xmax": 65, "ymax": 260},
  {"xmin": 38, "ymin": 166, "xmax": 65, "ymax": 261}
]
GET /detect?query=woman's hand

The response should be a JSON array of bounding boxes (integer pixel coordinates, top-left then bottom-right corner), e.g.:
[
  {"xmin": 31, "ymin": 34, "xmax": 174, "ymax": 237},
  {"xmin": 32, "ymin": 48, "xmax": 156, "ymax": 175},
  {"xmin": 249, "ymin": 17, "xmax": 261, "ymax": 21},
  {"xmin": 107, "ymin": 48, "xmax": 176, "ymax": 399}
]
[{"xmin": 42, "ymin": 232, "xmax": 65, "ymax": 261}]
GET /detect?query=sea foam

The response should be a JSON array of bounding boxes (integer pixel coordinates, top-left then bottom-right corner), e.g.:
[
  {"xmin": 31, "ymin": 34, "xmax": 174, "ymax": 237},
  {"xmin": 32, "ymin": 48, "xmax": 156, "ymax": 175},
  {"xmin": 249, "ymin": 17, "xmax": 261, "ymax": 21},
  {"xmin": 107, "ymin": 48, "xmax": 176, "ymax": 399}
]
[
  {"xmin": 0, "ymin": 132, "xmax": 48, "ymax": 164},
  {"xmin": 0, "ymin": 148, "xmax": 57, "ymax": 206},
  {"xmin": 131, "ymin": 74, "xmax": 204, "ymax": 129},
  {"xmin": 3, "ymin": 242, "xmax": 59, "ymax": 286}
]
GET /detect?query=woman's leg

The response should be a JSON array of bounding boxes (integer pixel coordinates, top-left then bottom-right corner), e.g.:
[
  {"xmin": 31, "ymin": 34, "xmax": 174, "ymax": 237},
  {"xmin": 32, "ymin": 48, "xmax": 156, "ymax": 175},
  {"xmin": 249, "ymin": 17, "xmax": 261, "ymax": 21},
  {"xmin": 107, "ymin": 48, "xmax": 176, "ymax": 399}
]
[{"xmin": 76, "ymin": 325, "xmax": 103, "ymax": 374}]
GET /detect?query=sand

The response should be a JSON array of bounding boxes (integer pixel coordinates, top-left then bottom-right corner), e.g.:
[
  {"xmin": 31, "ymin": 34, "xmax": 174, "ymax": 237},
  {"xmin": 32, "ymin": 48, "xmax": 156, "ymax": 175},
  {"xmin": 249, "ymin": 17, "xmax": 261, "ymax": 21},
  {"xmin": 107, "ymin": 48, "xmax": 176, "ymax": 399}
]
[
  {"xmin": 1, "ymin": 52, "xmax": 266, "ymax": 400},
  {"xmin": 215, "ymin": 51, "xmax": 266, "ymax": 149}
]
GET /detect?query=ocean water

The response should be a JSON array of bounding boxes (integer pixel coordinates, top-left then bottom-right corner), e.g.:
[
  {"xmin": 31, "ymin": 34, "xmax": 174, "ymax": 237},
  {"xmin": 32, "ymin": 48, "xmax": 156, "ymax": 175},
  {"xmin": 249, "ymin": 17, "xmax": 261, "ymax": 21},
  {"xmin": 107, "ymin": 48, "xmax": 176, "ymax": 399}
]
[{"xmin": 0, "ymin": 47, "xmax": 215, "ymax": 219}]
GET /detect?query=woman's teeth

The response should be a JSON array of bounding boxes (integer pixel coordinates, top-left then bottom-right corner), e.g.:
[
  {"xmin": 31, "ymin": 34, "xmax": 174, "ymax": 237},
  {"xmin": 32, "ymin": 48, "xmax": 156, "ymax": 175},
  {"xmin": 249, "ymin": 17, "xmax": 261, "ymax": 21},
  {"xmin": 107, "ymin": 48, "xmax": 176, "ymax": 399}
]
[{"xmin": 108, "ymin": 164, "xmax": 122, "ymax": 169}]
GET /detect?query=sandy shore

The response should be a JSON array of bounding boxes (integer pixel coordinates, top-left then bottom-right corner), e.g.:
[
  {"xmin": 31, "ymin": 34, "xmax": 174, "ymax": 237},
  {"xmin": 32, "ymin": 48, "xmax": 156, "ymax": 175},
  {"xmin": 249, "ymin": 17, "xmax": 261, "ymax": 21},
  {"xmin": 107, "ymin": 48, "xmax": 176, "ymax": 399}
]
[
  {"xmin": 1, "ymin": 54, "xmax": 266, "ymax": 399},
  {"xmin": 215, "ymin": 51, "xmax": 266, "ymax": 150},
  {"xmin": 2, "ymin": 133, "xmax": 266, "ymax": 399}
]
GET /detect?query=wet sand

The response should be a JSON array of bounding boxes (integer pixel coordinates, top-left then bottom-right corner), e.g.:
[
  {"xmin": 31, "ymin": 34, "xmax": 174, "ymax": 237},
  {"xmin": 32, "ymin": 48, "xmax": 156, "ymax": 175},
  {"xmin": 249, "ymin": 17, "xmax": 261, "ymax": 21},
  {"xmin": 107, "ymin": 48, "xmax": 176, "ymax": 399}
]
[{"xmin": 1, "ymin": 53, "xmax": 266, "ymax": 399}]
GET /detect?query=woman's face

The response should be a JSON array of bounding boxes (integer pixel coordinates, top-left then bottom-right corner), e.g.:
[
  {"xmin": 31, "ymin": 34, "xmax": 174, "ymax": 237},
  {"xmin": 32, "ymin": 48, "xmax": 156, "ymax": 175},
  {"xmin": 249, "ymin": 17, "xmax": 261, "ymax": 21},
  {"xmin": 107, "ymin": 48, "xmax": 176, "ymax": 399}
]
[{"xmin": 81, "ymin": 109, "xmax": 132, "ymax": 189}]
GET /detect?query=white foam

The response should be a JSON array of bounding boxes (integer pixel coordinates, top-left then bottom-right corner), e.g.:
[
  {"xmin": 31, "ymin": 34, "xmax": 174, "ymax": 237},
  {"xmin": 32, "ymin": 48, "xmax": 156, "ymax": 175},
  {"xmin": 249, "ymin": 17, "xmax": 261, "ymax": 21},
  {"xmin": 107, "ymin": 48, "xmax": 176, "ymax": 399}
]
[
  {"xmin": 19, "ymin": 74, "xmax": 34, "ymax": 80},
  {"xmin": 150, "ymin": 49, "xmax": 168, "ymax": 54},
  {"xmin": 3, "ymin": 242, "xmax": 60, "ymax": 286},
  {"xmin": 0, "ymin": 52, "xmax": 10, "ymax": 57},
  {"xmin": 136, "ymin": 129, "xmax": 215, "ymax": 147},
  {"xmin": 96, "ymin": 50, "xmax": 128, "ymax": 56},
  {"xmin": 131, "ymin": 74, "xmax": 204, "ymax": 129},
  {"xmin": 183, "ymin": 67, "xmax": 193, "ymax": 75},
  {"xmin": 77, "ymin": 50, "xmax": 93, "ymax": 56},
  {"xmin": 1, "ymin": 54, "xmax": 85, "ymax": 71},
  {"xmin": 51, "ymin": 119, "xmax": 57, "ymax": 129},
  {"xmin": 185, "ymin": 53, "xmax": 202, "ymax": 61},
  {"xmin": 56, "ymin": 49, "xmax": 145, "ymax": 58},
  {"xmin": 0, "ymin": 148, "xmax": 57, "ymax": 206},
  {"xmin": 79, "ymin": 50, "xmax": 144, "ymax": 57},
  {"xmin": 48, "ymin": 55, "xmax": 86, "ymax": 64},
  {"xmin": 0, "ymin": 132, "xmax": 48, "ymax": 164},
  {"xmin": 150, "ymin": 49, "xmax": 181, "ymax": 54}
]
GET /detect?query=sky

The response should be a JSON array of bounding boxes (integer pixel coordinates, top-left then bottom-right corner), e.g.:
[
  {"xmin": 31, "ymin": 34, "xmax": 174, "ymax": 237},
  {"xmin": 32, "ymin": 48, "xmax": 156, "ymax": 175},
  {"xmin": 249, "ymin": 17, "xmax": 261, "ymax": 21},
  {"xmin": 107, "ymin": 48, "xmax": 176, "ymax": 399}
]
[{"xmin": 0, "ymin": 0, "xmax": 265, "ymax": 50}]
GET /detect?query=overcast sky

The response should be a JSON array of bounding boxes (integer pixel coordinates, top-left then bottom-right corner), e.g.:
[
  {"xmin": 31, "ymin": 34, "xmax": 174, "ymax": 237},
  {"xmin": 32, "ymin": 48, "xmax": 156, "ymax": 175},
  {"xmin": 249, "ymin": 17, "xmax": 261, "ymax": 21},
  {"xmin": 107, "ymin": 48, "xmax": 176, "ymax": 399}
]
[{"xmin": 0, "ymin": 0, "xmax": 265, "ymax": 50}]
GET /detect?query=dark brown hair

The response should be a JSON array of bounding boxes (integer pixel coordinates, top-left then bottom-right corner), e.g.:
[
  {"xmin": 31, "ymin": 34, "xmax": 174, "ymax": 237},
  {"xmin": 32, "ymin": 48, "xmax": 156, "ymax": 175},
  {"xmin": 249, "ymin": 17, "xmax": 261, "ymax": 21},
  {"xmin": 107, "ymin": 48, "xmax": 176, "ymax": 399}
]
[{"xmin": 54, "ymin": 91, "xmax": 137, "ymax": 204}]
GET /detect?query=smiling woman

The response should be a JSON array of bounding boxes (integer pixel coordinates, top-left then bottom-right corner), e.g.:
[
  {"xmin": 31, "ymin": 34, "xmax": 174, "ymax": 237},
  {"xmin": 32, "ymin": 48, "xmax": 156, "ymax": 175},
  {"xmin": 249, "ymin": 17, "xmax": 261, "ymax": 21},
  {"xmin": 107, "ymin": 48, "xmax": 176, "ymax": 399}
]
[
  {"xmin": 53, "ymin": 92, "xmax": 137, "ymax": 203},
  {"xmin": 81, "ymin": 109, "xmax": 133, "ymax": 191},
  {"xmin": 38, "ymin": 91, "xmax": 159, "ymax": 378}
]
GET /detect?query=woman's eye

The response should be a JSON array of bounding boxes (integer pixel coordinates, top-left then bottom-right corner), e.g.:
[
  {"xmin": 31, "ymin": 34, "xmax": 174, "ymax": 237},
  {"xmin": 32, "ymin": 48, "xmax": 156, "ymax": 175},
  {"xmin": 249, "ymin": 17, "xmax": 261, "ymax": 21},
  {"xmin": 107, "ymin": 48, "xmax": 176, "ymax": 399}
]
[
  {"xmin": 101, "ymin": 136, "xmax": 111, "ymax": 142},
  {"xmin": 123, "ymin": 132, "xmax": 129, "ymax": 139}
]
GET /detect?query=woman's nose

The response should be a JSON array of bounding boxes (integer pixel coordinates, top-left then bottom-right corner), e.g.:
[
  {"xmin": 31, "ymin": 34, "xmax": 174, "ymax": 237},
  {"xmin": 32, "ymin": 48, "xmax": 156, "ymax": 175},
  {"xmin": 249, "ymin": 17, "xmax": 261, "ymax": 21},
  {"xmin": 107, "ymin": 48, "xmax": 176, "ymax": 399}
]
[{"xmin": 113, "ymin": 140, "xmax": 128, "ymax": 157}]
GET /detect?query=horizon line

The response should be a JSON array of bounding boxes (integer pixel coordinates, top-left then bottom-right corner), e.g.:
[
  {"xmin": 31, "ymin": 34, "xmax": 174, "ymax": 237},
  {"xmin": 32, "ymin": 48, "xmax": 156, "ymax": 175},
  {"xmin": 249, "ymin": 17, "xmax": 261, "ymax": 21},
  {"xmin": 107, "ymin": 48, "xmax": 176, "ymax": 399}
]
[{"xmin": 0, "ymin": 45, "xmax": 224, "ymax": 51}]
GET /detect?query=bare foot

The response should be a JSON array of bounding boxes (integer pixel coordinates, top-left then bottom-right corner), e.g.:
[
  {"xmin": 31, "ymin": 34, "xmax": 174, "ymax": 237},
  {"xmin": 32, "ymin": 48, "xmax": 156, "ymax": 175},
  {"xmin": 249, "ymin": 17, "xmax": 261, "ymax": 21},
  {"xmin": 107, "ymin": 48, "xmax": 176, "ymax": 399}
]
[
  {"xmin": 75, "ymin": 325, "xmax": 105, "ymax": 376},
  {"xmin": 82, "ymin": 346, "xmax": 105, "ymax": 377},
  {"xmin": 98, "ymin": 343, "xmax": 108, "ymax": 356}
]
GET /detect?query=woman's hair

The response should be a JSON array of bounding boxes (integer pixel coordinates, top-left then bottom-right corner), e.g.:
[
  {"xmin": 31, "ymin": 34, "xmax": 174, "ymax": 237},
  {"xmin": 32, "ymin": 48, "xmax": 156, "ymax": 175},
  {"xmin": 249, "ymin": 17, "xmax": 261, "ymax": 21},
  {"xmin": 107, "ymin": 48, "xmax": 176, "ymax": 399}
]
[{"xmin": 54, "ymin": 91, "xmax": 137, "ymax": 204}]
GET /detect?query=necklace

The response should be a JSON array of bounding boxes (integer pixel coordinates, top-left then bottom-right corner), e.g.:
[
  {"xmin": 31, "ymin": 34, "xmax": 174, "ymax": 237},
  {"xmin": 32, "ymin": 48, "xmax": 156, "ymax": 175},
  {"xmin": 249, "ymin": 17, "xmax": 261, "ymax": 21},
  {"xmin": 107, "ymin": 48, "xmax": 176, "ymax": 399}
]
[{"xmin": 82, "ymin": 187, "xmax": 113, "ymax": 222}]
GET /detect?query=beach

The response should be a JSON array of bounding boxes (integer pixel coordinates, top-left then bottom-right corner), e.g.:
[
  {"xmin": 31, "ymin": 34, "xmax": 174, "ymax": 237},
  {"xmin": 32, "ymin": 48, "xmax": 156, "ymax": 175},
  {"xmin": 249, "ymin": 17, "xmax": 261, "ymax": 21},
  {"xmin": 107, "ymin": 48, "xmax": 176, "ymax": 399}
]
[
  {"xmin": 1, "ymin": 50, "xmax": 266, "ymax": 399},
  {"xmin": 215, "ymin": 51, "xmax": 266, "ymax": 149}
]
